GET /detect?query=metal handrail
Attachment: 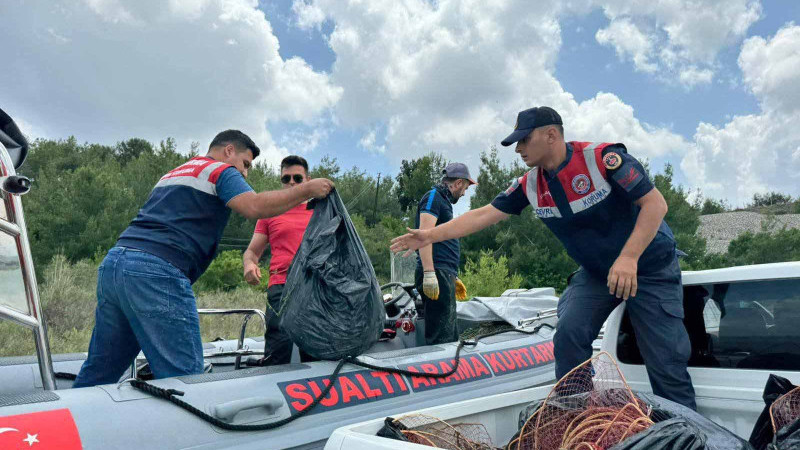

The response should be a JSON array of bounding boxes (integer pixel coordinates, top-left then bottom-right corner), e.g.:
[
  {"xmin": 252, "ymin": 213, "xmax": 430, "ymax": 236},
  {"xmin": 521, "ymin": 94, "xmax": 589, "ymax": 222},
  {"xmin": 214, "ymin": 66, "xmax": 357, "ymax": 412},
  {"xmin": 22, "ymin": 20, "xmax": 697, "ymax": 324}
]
[
  {"xmin": 197, "ymin": 308, "xmax": 267, "ymax": 369},
  {"xmin": 0, "ymin": 144, "xmax": 55, "ymax": 390},
  {"xmin": 517, "ymin": 308, "xmax": 558, "ymax": 328}
]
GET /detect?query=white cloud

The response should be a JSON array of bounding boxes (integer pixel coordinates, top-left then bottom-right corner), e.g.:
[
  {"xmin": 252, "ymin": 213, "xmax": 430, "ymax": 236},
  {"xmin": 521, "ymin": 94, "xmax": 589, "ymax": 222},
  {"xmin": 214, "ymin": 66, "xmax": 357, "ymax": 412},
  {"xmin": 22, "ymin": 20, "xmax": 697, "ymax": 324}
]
[
  {"xmin": 358, "ymin": 128, "xmax": 386, "ymax": 154},
  {"xmin": 595, "ymin": 18, "xmax": 657, "ymax": 73},
  {"xmin": 0, "ymin": 0, "xmax": 341, "ymax": 167},
  {"xmin": 681, "ymin": 24, "xmax": 800, "ymax": 206},
  {"xmin": 292, "ymin": 0, "xmax": 325, "ymax": 30},
  {"xmin": 278, "ymin": 125, "xmax": 329, "ymax": 157},
  {"xmin": 678, "ymin": 66, "xmax": 714, "ymax": 87},
  {"xmin": 567, "ymin": 93, "xmax": 687, "ymax": 158},
  {"xmin": 739, "ymin": 23, "xmax": 800, "ymax": 113},
  {"xmin": 304, "ymin": 0, "xmax": 685, "ymax": 169},
  {"xmin": 594, "ymin": 0, "xmax": 762, "ymax": 87}
]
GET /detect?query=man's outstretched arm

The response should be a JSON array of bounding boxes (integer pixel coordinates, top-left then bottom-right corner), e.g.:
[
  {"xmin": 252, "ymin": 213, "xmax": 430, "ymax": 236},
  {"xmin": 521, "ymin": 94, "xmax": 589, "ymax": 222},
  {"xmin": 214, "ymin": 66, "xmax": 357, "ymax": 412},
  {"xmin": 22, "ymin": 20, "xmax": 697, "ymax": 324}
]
[
  {"xmin": 228, "ymin": 178, "xmax": 333, "ymax": 220},
  {"xmin": 391, "ymin": 204, "xmax": 509, "ymax": 255}
]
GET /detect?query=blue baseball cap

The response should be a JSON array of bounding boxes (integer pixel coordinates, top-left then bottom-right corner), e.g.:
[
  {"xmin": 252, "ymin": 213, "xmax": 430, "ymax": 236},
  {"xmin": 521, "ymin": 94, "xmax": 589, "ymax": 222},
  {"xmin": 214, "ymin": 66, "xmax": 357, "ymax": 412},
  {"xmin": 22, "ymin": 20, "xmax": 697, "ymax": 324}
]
[{"xmin": 501, "ymin": 106, "xmax": 562, "ymax": 146}]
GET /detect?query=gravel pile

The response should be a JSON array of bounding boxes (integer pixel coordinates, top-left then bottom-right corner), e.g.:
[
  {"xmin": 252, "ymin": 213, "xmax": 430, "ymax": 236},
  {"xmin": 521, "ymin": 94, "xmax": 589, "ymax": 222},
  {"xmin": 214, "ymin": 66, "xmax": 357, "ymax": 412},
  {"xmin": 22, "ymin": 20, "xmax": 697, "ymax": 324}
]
[{"xmin": 698, "ymin": 211, "xmax": 800, "ymax": 254}]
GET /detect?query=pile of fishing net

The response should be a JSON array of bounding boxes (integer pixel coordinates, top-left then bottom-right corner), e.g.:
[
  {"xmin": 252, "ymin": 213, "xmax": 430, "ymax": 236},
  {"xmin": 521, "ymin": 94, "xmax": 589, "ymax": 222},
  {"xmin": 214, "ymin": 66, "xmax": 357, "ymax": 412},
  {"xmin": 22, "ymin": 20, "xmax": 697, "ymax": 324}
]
[
  {"xmin": 377, "ymin": 352, "xmax": 751, "ymax": 450},
  {"xmin": 509, "ymin": 352, "xmax": 653, "ymax": 450},
  {"xmin": 378, "ymin": 414, "xmax": 497, "ymax": 449},
  {"xmin": 508, "ymin": 352, "xmax": 751, "ymax": 450}
]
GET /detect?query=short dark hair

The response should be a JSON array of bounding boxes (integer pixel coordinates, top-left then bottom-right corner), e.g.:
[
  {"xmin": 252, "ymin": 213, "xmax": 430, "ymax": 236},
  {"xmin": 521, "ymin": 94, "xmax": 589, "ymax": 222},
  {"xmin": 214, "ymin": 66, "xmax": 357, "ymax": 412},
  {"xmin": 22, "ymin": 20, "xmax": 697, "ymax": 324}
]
[
  {"xmin": 441, "ymin": 176, "xmax": 462, "ymax": 186},
  {"xmin": 208, "ymin": 130, "xmax": 260, "ymax": 159},
  {"xmin": 280, "ymin": 155, "xmax": 309, "ymax": 174}
]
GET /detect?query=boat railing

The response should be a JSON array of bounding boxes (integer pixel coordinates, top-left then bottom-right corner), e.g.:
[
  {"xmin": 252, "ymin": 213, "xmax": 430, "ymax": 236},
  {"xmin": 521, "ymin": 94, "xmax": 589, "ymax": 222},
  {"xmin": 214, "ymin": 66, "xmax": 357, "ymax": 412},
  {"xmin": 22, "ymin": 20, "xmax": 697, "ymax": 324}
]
[
  {"xmin": 0, "ymin": 140, "xmax": 55, "ymax": 390},
  {"xmin": 197, "ymin": 308, "xmax": 268, "ymax": 369},
  {"xmin": 517, "ymin": 308, "xmax": 558, "ymax": 328}
]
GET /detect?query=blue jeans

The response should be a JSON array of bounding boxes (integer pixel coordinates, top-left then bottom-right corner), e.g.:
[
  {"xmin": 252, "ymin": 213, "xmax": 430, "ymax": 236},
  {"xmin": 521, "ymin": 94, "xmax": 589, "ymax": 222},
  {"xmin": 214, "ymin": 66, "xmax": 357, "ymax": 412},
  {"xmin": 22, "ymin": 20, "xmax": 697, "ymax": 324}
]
[
  {"xmin": 73, "ymin": 247, "xmax": 204, "ymax": 387},
  {"xmin": 553, "ymin": 257, "xmax": 697, "ymax": 410}
]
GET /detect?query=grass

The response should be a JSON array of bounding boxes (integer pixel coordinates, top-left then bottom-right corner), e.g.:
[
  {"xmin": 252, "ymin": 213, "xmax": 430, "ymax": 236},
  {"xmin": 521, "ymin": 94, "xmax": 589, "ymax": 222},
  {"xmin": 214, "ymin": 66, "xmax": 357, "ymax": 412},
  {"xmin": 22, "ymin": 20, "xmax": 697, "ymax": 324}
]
[{"xmin": 0, "ymin": 255, "xmax": 268, "ymax": 358}]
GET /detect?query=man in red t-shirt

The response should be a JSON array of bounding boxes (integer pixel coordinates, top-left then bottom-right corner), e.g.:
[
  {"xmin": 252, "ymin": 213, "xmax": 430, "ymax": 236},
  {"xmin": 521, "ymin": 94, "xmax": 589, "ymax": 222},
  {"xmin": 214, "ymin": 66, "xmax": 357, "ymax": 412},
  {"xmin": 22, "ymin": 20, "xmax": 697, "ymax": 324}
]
[{"xmin": 243, "ymin": 155, "xmax": 315, "ymax": 364}]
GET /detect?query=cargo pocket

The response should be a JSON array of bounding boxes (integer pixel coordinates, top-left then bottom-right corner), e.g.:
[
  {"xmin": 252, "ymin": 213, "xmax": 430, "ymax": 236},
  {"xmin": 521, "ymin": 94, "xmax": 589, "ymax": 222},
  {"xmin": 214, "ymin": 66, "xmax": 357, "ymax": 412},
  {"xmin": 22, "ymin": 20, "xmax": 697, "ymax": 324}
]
[
  {"xmin": 659, "ymin": 300, "xmax": 685, "ymax": 320},
  {"xmin": 122, "ymin": 269, "xmax": 173, "ymax": 318},
  {"xmin": 659, "ymin": 300, "xmax": 690, "ymax": 364}
]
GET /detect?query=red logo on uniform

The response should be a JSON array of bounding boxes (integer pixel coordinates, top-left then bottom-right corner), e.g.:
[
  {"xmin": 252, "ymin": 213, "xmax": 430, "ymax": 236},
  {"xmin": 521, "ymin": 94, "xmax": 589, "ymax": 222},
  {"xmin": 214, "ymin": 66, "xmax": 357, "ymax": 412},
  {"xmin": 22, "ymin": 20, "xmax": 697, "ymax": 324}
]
[
  {"xmin": 0, "ymin": 409, "xmax": 82, "ymax": 449},
  {"xmin": 618, "ymin": 167, "xmax": 641, "ymax": 189}
]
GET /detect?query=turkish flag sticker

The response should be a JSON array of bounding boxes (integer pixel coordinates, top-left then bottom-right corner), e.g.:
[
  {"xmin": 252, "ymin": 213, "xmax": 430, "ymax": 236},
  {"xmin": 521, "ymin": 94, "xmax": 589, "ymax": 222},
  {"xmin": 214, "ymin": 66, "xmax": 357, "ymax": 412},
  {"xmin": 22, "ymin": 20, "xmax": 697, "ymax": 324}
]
[{"xmin": 0, "ymin": 408, "xmax": 82, "ymax": 449}]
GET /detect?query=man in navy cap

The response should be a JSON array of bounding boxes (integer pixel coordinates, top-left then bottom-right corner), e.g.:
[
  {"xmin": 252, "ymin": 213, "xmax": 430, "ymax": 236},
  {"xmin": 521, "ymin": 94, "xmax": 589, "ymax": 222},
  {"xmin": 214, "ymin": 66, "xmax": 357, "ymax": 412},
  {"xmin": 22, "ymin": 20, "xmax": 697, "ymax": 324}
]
[
  {"xmin": 392, "ymin": 107, "xmax": 696, "ymax": 409},
  {"xmin": 414, "ymin": 162, "xmax": 476, "ymax": 345}
]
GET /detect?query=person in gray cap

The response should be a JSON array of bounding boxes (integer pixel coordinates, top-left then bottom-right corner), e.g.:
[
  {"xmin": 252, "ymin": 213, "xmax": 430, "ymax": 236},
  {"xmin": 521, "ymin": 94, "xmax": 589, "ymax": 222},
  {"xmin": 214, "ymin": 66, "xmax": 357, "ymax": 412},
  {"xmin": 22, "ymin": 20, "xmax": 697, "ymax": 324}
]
[
  {"xmin": 393, "ymin": 106, "xmax": 696, "ymax": 410},
  {"xmin": 414, "ymin": 162, "xmax": 477, "ymax": 345}
]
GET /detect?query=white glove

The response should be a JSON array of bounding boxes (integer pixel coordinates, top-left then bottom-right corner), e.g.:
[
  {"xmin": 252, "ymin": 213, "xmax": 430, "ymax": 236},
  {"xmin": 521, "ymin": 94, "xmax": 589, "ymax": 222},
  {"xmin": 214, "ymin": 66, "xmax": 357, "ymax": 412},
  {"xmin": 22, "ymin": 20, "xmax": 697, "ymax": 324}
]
[{"xmin": 422, "ymin": 271, "xmax": 440, "ymax": 300}]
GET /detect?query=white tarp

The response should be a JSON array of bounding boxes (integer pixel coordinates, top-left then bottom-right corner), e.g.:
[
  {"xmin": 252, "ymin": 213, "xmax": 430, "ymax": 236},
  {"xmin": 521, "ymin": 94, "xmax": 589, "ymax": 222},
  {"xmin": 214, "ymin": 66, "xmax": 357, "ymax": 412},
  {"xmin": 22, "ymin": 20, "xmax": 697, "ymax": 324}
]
[{"xmin": 456, "ymin": 288, "xmax": 558, "ymax": 329}]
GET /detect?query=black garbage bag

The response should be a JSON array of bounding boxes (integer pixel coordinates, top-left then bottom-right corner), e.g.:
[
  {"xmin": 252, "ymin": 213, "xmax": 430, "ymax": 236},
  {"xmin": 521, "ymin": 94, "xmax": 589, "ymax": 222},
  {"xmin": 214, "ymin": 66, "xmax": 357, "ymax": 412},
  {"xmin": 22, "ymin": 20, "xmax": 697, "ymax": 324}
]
[
  {"xmin": 376, "ymin": 417, "xmax": 410, "ymax": 442},
  {"xmin": 279, "ymin": 190, "xmax": 384, "ymax": 360},
  {"xmin": 772, "ymin": 417, "xmax": 800, "ymax": 449},
  {"xmin": 610, "ymin": 418, "xmax": 706, "ymax": 449},
  {"xmin": 630, "ymin": 392, "xmax": 753, "ymax": 450},
  {"xmin": 750, "ymin": 375, "xmax": 798, "ymax": 450}
]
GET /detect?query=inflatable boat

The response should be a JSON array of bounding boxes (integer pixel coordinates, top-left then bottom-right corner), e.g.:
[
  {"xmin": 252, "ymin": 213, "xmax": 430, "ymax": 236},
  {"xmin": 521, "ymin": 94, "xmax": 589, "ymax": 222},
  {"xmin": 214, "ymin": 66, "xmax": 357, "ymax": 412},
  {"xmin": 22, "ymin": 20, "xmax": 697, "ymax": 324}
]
[{"xmin": 0, "ymin": 107, "xmax": 559, "ymax": 450}]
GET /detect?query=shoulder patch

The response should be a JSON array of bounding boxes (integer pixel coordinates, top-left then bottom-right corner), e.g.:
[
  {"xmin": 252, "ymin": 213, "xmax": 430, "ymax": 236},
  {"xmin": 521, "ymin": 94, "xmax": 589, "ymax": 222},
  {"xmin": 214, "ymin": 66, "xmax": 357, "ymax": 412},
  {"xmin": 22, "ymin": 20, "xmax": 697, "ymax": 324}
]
[
  {"xmin": 613, "ymin": 166, "xmax": 643, "ymax": 192},
  {"xmin": 505, "ymin": 177, "xmax": 520, "ymax": 195},
  {"xmin": 603, "ymin": 152, "xmax": 622, "ymax": 170}
]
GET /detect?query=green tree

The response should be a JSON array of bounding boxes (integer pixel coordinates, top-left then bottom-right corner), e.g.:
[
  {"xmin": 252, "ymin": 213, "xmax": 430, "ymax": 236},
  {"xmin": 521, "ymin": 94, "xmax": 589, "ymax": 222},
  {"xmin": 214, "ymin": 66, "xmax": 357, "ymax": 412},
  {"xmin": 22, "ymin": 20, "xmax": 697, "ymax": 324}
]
[
  {"xmin": 351, "ymin": 214, "xmax": 406, "ymax": 283},
  {"xmin": 652, "ymin": 164, "xmax": 707, "ymax": 269},
  {"xmin": 394, "ymin": 153, "xmax": 448, "ymax": 213},
  {"xmin": 115, "ymin": 138, "xmax": 154, "ymax": 165},
  {"xmin": 699, "ymin": 197, "xmax": 729, "ymax": 215},
  {"xmin": 460, "ymin": 250, "xmax": 523, "ymax": 298},
  {"xmin": 194, "ymin": 250, "xmax": 267, "ymax": 292},
  {"xmin": 23, "ymin": 155, "xmax": 136, "ymax": 266},
  {"xmin": 725, "ymin": 229, "xmax": 800, "ymax": 266},
  {"xmin": 461, "ymin": 148, "xmax": 527, "ymax": 266},
  {"xmin": 751, "ymin": 191, "xmax": 794, "ymax": 207}
]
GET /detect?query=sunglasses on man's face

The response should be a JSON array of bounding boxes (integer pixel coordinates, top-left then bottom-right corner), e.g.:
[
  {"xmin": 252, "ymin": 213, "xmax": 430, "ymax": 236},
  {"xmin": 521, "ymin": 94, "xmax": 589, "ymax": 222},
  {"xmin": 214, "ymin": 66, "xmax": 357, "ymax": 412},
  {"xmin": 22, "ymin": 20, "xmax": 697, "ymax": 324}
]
[{"xmin": 281, "ymin": 174, "xmax": 305, "ymax": 184}]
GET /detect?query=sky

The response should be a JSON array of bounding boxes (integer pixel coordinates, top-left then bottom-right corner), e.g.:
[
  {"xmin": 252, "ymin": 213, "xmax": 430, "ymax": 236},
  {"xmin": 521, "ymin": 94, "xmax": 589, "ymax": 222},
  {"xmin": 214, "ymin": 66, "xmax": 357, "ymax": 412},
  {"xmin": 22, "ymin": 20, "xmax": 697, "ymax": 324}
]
[{"xmin": 2, "ymin": 0, "xmax": 799, "ymax": 210}]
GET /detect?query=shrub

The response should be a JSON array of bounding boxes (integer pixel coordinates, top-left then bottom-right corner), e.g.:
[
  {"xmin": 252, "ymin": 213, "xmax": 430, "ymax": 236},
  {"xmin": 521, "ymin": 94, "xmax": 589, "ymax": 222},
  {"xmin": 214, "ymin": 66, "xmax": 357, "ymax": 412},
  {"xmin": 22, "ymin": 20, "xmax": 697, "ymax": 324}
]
[
  {"xmin": 460, "ymin": 250, "xmax": 523, "ymax": 299},
  {"xmin": 0, "ymin": 254, "xmax": 270, "ymax": 357},
  {"xmin": 195, "ymin": 250, "xmax": 267, "ymax": 292}
]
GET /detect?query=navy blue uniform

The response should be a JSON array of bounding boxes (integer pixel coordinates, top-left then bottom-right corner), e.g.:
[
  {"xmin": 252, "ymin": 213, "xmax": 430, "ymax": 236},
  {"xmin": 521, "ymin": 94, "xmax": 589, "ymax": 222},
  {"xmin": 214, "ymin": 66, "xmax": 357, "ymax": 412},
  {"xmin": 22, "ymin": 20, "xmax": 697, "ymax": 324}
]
[
  {"xmin": 118, "ymin": 156, "xmax": 252, "ymax": 283},
  {"xmin": 492, "ymin": 142, "xmax": 696, "ymax": 409},
  {"xmin": 416, "ymin": 185, "xmax": 460, "ymax": 276},
  {"xmin": 74, "ymin": 157, "xmax": 253, "ymax": 387},
  {"xmin": 415, "ymin": 185, "xmax": 459, "ymax": 345}
]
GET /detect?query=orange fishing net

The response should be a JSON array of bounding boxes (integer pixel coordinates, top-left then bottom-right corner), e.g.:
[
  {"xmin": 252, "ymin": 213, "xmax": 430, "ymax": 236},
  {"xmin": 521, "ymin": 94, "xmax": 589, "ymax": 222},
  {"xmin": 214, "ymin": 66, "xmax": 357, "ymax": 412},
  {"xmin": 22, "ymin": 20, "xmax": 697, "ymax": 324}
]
[
  {"xmin": 391, "ymin": 414, "xmax": 497, "ymax": 450},
  {"xmin": 509, "ymin": 352, "xmax": 653, "ymax": 450},
  {"xmin": 771, "ymin": 386, "xmax": 800, "ymax": 434}
]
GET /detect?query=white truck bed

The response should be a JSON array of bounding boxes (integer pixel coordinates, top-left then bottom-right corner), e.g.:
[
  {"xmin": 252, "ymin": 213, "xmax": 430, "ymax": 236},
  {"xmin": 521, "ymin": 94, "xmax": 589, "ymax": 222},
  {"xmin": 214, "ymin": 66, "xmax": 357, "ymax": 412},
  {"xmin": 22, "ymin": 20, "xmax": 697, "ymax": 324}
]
[{"xmin": 325, "ymin": 384, "xmax": 554, "ymax": 449}]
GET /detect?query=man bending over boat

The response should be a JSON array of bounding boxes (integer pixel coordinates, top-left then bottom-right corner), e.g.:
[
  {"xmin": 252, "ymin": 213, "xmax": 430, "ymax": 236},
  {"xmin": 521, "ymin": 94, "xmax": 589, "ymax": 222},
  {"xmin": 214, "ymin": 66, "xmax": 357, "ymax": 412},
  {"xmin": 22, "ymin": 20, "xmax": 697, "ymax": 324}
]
[
  {"xmin": 242, "ymin": 155, "xmax": 316, "ymax": 365},
  {"xmin": 391, "ymin": 107, "xmax": 696, "ymax": 410},
  {"xmin": 73, "ymin": 131, "xmax": 334, "ymax": 387}
]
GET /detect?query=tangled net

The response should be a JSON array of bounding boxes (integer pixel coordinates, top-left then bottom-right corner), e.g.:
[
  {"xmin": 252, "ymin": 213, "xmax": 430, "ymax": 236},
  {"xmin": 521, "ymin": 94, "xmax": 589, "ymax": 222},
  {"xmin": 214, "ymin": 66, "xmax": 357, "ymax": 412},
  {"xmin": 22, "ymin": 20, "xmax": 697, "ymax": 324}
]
[
  {"xmin": 509, "ymin": 352, "xmax": 653, "ymax": 450},
  {"xmin": 391, "ymin": 414, "xmax": 497, "ymax": 449},
  {"xmin": 771, "ymin": 386, "xmax": 800, "ymax": 434},
  {"xmin": 460, "ymin": 322, "xmax": 516, "ymax": 341}
]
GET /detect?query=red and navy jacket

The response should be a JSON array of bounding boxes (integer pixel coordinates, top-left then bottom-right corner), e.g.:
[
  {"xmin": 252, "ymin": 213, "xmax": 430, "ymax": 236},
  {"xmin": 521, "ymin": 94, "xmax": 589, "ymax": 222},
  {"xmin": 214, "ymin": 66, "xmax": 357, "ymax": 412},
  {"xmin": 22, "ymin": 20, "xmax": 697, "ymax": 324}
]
[
  {"xmin": 117, "ymin": 156, "xmax": 253, "ymax": 283},
  {"xmin": 491, "ymin": 142, "xmax": 676, "ymax": 277}
]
